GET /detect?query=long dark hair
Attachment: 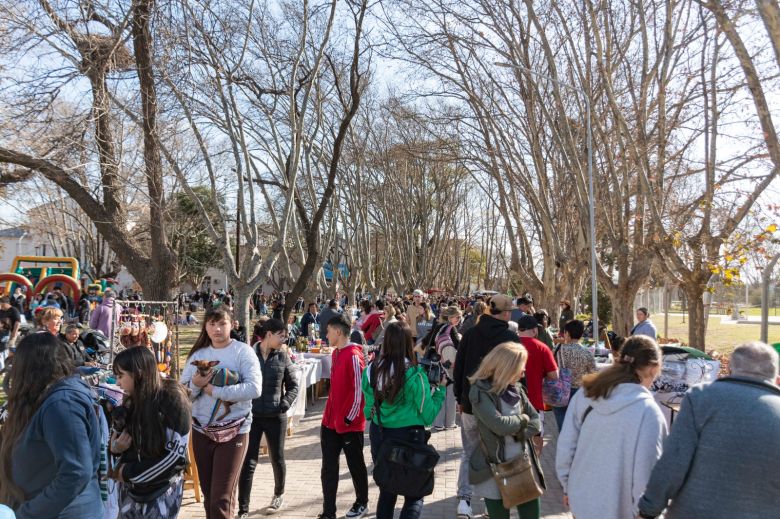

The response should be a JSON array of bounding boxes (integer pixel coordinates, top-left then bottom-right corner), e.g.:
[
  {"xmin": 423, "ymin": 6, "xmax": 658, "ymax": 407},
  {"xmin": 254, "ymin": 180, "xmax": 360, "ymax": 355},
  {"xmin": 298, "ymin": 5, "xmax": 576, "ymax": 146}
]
[
  {"xmin": 582, "ymin": 335, "xmax": 661, "ymax": 399},
  {"xmin": 113, "ymin": 347, "xmax": 190, "ymax": 458},
  {"xmin": 375, "ymin": 322, "xmax": 416, "ymax": 404},
  {"xmin": 0, "ymin": 333, "xmax": 74, "ymax": 505},
  {"xmin": 188, "ymin": 307, "xmax": 233, "ymax": 358}
]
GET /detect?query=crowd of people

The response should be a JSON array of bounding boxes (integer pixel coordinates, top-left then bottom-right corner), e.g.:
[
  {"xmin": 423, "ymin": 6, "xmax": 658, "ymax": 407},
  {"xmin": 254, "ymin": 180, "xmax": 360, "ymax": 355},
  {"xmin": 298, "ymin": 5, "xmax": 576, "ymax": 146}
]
[{"xmin": 0, "ymin": 288, "xmax": 777, "ymax": 519}]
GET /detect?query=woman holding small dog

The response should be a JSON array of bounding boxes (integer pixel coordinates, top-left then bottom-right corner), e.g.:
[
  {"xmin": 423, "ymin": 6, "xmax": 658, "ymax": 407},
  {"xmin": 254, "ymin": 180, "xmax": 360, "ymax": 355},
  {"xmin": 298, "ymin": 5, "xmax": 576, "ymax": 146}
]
[
  {"xmin": 237, "ymin": 318, "xmax": 299, "ymax": 517},
  {"xmin": 181, "ymin": 308, "xmax": 262, "ymax": 519},
  {"xmin": 111, "ymin": 346, "xmax": 192, "ymax": 518}
]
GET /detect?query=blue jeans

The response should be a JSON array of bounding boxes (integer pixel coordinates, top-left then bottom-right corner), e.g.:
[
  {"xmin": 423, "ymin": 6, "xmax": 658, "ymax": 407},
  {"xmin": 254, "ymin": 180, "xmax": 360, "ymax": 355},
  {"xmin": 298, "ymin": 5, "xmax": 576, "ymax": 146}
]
[
  {"xmin": 369, "ymin": 422, "xmax": 425, "ymax": 519},
  {"xmin": 553, "ymin": 387, "xmax": 579, "ymax": 432}
]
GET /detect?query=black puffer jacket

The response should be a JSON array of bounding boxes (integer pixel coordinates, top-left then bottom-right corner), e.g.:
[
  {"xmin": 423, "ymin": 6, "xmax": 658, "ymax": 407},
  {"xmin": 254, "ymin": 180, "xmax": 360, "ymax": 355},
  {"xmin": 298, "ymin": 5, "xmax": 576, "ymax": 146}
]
[
  {"xmin": 453, "ymin": 315, "xmax": 518, "ymax": 414},
  {"xmin": 251, "ymin": 345, "xmax": 300, "ymax": 417}
]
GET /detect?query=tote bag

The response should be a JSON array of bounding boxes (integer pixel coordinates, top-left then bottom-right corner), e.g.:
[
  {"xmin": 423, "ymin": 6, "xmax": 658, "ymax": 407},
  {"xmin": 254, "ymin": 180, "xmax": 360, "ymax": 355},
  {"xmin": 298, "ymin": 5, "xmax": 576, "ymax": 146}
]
[{"xmin": 542, "ymin": 345, "xmax": 572, "ymax": 407}]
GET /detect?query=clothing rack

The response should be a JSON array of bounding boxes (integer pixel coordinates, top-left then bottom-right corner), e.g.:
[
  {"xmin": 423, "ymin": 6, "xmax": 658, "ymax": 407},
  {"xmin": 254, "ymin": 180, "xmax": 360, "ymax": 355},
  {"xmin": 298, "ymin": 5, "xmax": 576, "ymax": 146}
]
[{"xmin": 110, "ymin": 300, "xmax": 181, "ymax": 379}]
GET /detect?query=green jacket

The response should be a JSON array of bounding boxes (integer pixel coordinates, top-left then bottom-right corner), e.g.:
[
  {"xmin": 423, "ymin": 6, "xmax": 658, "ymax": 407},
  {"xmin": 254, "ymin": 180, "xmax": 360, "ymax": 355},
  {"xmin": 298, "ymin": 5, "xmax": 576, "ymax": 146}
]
[
  {"xmin": 538, "ymin": 327, "xmax": 554, "ymax": 350},
  {"xmin": 362, "ymin": 363, "xmax": 445, "ymax": 428},
  {"xmin": 468, "ymin": 379, "xmax": 542, "ymax": 484}
]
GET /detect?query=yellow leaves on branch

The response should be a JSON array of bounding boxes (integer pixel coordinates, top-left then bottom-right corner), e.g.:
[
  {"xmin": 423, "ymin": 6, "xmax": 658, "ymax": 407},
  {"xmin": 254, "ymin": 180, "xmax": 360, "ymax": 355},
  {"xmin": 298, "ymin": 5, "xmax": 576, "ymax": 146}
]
[{"xmin": 710, "ymin": 221, "xmax": 778, "ymax": 286}]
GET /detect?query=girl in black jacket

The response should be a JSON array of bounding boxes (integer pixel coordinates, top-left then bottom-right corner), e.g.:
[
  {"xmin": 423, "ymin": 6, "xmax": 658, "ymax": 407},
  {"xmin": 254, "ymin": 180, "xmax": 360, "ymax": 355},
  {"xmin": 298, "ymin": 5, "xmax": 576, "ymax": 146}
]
[
  {"xmin": 111, "ymin": 346, "xmax": 192, "ymax": 519},
  {"xmin": 237, "ymin": 318, "xmax": 299, "ymax": 517}
]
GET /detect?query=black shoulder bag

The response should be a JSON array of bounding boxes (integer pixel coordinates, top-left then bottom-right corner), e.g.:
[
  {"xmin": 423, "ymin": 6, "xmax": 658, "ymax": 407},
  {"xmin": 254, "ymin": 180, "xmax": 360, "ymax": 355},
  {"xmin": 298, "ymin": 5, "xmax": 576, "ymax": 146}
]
[{"xmin": 370, "ymin": 363, "xmax": 440, "ymax": 497}]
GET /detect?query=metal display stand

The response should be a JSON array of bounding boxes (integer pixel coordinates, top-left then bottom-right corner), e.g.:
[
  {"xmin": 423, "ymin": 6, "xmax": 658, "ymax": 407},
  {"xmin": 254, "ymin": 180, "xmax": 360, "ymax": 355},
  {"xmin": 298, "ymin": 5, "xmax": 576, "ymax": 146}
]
[{"xmin": 110, "ymin": 300, "xmax": 181, "ymax": 379}]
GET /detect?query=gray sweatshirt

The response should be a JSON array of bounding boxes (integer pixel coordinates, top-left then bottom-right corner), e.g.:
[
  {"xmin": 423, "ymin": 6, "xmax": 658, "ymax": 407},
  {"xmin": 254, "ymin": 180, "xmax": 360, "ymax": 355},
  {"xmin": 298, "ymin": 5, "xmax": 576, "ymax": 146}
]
[
  {"xmin": 556, "ymin": 383, "xmax": 667, "ymax": 519},
  {"xmin": 639, "ymin": 377, "xmax": 780, "ymax": 518},
  {"xmin": 181, "ymin": 340, "xmax": 262, "ymax": 434}
]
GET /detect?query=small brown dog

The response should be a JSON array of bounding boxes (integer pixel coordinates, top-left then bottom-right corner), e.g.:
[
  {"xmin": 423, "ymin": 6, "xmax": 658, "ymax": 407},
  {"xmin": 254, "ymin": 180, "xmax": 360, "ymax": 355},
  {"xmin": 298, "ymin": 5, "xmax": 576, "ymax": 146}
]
[{"xmin": 190, "ymin": 360, "xmax": 240, "ymax": 421}]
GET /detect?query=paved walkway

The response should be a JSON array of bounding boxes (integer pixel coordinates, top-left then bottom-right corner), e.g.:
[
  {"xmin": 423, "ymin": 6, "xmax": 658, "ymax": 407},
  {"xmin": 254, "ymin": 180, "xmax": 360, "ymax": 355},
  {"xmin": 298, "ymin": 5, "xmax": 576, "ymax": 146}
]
[{"xmin": 180, "ymin": 397, "xmax": 571, "ymax": 519}]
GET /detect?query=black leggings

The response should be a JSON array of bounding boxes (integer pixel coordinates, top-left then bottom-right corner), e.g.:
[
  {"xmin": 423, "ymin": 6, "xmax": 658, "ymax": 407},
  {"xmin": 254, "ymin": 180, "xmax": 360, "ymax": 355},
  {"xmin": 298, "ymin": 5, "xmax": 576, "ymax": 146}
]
[{"xmin": 237, "ymin": 415, "xmax": 287, "ymax": 513}]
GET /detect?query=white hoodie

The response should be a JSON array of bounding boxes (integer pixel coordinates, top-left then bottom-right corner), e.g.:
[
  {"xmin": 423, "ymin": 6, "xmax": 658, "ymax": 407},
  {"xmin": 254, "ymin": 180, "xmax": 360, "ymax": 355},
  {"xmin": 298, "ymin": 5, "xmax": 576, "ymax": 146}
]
[{"xmin": 556, "ymin": 383, "xmax": 667, "ymax": 519}]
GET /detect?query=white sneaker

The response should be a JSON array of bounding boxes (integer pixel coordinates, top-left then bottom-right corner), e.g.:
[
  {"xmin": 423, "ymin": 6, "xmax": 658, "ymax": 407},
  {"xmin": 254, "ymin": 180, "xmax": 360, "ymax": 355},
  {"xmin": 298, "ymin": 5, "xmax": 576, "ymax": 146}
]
[
  {"xmin": 457, "ymin": 498, "xmax": 473, "ymax": 518},
  {"xmin": 267, "ymin": 494, "xmax": 284, "ymax": 514},
  {"xmin": 345, "ymin": 502, "xmax": 369, "ymax": 518}
]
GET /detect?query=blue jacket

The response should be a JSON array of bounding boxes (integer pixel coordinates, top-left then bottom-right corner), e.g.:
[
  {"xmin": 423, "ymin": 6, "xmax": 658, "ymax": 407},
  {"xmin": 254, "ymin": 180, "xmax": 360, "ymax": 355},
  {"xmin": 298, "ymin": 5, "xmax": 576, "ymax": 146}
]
[
  {"xmin": 639, "ymin": 377, "xmax": 780, "ymax": 518},
  {"xmin": 630, "ymin": 319, "xmax": 657, "ymax": 340},
  {"xmin": 13, "ymin": 376, "xmax": 103, "ymax": 519}
]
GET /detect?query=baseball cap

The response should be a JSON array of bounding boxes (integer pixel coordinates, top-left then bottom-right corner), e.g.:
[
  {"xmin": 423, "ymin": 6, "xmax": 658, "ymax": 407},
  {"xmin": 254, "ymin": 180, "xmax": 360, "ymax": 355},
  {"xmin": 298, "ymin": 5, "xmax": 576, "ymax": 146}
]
[
  {"xmin": 413, "ymin": 289, "xmax": 424, "ymax": 297},
  {"xmin": 489, "ymin": 294, "xmax": 514, "ymax": 313},
  {"xmin": 517, "ymin": 314, "xmax": 539, "ymax": 331}
]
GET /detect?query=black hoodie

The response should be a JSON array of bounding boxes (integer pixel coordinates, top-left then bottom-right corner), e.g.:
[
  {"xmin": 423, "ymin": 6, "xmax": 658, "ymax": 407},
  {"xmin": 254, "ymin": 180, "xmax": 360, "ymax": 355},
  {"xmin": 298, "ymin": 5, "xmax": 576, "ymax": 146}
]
[{"xmin": 453, "ymin": 314, "xmax": 518, "ymax": 414}]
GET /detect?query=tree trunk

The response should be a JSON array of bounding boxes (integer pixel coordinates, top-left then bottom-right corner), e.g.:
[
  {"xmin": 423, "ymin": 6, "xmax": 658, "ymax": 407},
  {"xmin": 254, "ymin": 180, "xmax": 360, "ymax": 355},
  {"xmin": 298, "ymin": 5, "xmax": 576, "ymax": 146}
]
[
  {"xmin": 233, "ymin": 283, "xmax": 255, "ymax": 333},
  {"xmin": 283, "ymin": 246, "xmax": 320, "ymax": 323},
  {"xmin": 135, "ymin": 266, "xmax": 174, "ymax": 301},
  {"xmin": 611, "ymin": 290, "xmax": 635, "ymax": 338},
  {"xmin": 131, "ymin": 0, "xmax": 178, "ymax": 299},
  {"xmin": 684, "ymin": 283, "xmax": 707, "ymax": 350}
]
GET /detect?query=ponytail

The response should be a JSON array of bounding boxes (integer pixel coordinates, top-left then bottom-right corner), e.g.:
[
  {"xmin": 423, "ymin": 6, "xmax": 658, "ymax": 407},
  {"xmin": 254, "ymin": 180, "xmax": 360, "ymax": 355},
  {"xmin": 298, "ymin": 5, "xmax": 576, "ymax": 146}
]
[{"xmin": 581, "ymin": 335, "xmax": 661, "ymax": 400}]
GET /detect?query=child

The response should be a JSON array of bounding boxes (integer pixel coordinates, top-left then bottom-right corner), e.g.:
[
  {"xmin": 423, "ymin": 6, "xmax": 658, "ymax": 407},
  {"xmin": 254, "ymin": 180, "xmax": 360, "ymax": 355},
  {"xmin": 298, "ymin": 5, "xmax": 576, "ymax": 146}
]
[{"xmin": 112, "ymin": 347, "xmax": 192, "ymax": 518}]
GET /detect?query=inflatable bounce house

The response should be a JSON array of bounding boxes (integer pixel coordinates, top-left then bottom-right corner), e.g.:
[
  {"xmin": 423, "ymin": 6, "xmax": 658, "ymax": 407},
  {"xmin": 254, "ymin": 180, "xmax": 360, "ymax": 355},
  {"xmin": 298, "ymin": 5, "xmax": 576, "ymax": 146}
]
[{"xmin": 0, "ymin": 255, "xmax": 82, "ymax": 302}]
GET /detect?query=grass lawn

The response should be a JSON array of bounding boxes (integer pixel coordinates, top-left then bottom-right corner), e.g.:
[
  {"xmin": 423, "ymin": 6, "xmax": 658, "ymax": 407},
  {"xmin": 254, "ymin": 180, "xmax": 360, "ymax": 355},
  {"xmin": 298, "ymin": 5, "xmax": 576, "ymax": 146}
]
[
  {"xmin": 741, "ymin": 306, "xmax": 780, "ymax": 317},
  {"xmin": 660, "ymin": 314, "xmax": 780, "ymax": 355},
  {"xmin": 177, "ymin": 324, "xmax": 201, "ymax": 367}
]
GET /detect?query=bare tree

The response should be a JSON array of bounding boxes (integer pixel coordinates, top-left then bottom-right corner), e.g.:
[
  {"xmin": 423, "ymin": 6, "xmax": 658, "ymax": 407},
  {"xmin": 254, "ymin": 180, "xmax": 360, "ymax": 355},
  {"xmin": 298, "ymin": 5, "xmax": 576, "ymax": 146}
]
[{"xmin": 0, "ymin": 0, "xmax": 178, "ymax": 299}]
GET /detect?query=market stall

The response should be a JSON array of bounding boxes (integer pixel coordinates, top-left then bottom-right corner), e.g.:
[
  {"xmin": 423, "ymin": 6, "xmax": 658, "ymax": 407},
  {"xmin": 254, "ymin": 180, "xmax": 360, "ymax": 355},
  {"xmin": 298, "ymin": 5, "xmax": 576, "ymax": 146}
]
[
  {"xmin": 109, "ymin": 300, "xmax": 180, "ymax": 378},
  {"xmin": 651, "ymin": 346, "xmax": 720, "ymax": 425},
  {"xmin": 287, "ymin": 357, "xmax": 322, "ymax": 429}
]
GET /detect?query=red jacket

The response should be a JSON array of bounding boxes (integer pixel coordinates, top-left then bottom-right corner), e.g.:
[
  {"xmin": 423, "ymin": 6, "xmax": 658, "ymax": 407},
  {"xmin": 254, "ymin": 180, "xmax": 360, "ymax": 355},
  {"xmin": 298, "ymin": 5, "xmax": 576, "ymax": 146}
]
[
  {"xmin": 360, "ymin": 310, "xmax": 384, "ymax": 341},
  {"xmin": 322, "ymin": 344, "xmax": 366, "ymax": 433}
]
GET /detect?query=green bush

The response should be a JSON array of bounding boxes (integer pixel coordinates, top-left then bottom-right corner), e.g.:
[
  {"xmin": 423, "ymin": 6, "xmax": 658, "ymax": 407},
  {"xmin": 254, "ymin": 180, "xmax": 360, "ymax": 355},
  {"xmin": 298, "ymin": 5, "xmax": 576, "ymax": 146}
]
[{"xmin": 581, "ymin": 284, "xmax": 612, "ymax": 325}]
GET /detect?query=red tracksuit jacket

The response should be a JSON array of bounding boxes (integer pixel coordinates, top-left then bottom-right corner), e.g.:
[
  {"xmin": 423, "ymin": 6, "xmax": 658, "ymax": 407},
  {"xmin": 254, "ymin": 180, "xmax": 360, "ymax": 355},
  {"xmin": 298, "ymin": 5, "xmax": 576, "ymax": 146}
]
[{"xmin": 322, "ymin": 343, "xmax": 366, "ymax": 433}]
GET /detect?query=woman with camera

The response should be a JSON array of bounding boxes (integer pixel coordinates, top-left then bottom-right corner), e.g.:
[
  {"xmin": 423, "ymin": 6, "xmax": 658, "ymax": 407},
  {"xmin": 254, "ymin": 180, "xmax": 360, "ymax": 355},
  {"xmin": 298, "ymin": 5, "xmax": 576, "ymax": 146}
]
[
  {"xmin": 362, "ymin": 322, "xmax": 446, "ymax": 519},
  {"xmin": 468, "ymin": 342, "xmax": 543, "ymax": 519},
  {"xmin": 416, "ymin": 306, "xmax": 462, "ymax": 431}
]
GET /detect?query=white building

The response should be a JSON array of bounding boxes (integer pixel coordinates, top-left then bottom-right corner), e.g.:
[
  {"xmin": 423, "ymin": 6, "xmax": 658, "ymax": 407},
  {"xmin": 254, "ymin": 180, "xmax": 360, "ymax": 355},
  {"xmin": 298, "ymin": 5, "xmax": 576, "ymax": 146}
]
[{"xmin": 0, "ymin": 226, "xmax": 49, "ymax": 274}]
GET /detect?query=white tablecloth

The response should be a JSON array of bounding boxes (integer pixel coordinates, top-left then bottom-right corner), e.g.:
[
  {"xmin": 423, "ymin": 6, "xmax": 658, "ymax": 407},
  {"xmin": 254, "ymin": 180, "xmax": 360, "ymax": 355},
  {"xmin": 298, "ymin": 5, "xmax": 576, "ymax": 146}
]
[
  {"xmin": 287, "ymin": 359, "xmax": 321, "ymax": 428},
  {"xmin": 303, "ymin": 352, "xmax": 333, "ymax": 379}
]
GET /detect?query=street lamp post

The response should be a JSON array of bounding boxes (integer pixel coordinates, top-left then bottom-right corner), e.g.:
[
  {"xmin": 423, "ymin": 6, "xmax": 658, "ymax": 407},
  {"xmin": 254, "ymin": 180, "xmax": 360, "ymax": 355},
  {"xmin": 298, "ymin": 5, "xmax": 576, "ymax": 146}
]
[
  {"xmin": 495, "ymin": 61, "xmax": 599, "ymax": 339},
  {"xmin": 761, "ymin": 253, "xmax": 780, "ymax": 343}
]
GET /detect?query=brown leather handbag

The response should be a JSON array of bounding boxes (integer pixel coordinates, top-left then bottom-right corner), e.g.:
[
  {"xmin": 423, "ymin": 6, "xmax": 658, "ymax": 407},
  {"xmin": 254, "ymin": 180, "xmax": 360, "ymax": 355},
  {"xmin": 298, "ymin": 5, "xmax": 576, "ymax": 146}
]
[{"xmin": 488, "ymin": 440, "xmax": 545, "ymax": 508}]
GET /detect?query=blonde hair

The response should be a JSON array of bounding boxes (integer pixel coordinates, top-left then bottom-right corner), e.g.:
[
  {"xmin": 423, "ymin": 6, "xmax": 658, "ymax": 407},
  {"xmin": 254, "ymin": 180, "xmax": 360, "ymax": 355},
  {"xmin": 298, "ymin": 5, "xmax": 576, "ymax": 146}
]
[
  {"xmin": 439, "ymin": 305, "xmax": 462, "ymax": 323},
  {"xmin": 468, "ymin": 342, "xmax": 528, "ymax": 394},
  {"xmin": 385, "ymin": 305, "xmax": 397, "ymax": 318},
  {"xmin": 39, "ymin": 307, "xmax": 63, "ymax": 325}
]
